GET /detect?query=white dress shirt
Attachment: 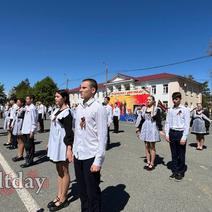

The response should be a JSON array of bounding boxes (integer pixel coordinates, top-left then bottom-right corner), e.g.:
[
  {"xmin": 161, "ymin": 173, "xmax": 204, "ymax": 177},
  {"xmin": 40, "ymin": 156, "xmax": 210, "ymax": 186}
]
[
  {"xmin": 113, "ymin": 107, "xmax": 120, "ymax": 120},
  {"xmin": 37, "ymin": 104, "xmax": 45, "ymax": 118},
  {"xmin": 165, "ymin": 104, "xmax": 190, "ymax": 140},
  {"xmin": 104, "ymin": 104, "xmax": 113, "ymax": 127},
  {"xmin": 21, "ymin": 104, "xmax": 38, "ymax": 134},
  {"xmin": 73, "ymin": 98, "xmax": 107, "ymax": 167},
  {"xmin": 9, "ymin": 104, "xmax": 19, "ymax": 120}
]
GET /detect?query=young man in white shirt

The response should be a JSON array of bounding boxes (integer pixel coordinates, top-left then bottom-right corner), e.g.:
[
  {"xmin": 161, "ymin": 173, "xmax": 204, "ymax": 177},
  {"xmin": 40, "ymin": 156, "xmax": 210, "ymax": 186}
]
[
  {"xmin": 103, "ymin": 97, "xmax": 113, "ymax": 150},
  {"xmin": 73, "ymin": 79, "xmax": 107, "ymax": 212},
  {"xmin": 37, "ymin": 101, "xmax": 45, "ymax": 133},
  {"xmin": 113, "ymin": 103, "xmax": 120, "ymax": 133},
  {"xmin": 165, "ymin": 92, "xmax": 190, "ymax": 181},
  {"xmin": 20, "ymin": 95, "xmax": 38, "ymax": 168}
]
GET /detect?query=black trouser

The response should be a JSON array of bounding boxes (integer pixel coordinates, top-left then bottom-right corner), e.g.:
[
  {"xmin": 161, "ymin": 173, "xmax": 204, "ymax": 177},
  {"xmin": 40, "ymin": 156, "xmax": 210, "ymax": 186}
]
[
  {"xmin": 106, "ymin": 127, "xmax": 110, "ymax": 149},
  {"xmin": 113, "ymin": 116, "xmax": 119, "ymax": 133},
  {"xmin": 38, "ymin": 113, "xmax": 44, "ymax": 132},
  {"xmin": 169, "ymin": 129, "xmax": 186, "ymax": 174},
  {"xmin": 74, "ymin": 157, "xmax": 101, "ymax": 212},
  {"xmin": 12, "ymin": 134, "xmax": 18, "ymax": 148},
  {"xmin": 23, "ymin": 134, "xmax": 35, "ymax": 165}
]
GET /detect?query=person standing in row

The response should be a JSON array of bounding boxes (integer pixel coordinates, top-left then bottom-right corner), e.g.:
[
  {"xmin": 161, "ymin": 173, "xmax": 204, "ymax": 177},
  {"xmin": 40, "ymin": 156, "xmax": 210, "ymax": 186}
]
[
  {"xmin": 20, "ymin": 95, "xmax": 38, "ymax": 168},
  {"xmin": 11, "ymin": 98, "xmax": 25, "ymax": 162},
  {"xmin": 37, "ymin": 101, "xmax": 45, "ymax": 133},
  {"xmin": 8, "ymin": 98, "xmax": 19, "ymax": 149},
  {"xmin": 73, "ymin": 79, "xmax": 107, "ymax": 212},
  {"xmin": 113, "ymin": 103, "xmax": 120, "ymax": 133},
  {"xmin": 103, "ymin": 97, "xmax": 113, "ymax": 150},
  {"xmin": 165, "ymin": 92, "xmax": 190, "ymax": 181},
  {"xmin": 3, "ymin": 101, "xmax": 12, "ymax": 146},
  {"xmin": 47, "ymin": 90, "xmax": 74, "ymax": 211},
  {"xmin": 136, "ymin": 95, "xmax": 163, "ymax": 171},
  {"xmin": 191, "ymin": 103, "xmax": 212, "ymax": 150}
]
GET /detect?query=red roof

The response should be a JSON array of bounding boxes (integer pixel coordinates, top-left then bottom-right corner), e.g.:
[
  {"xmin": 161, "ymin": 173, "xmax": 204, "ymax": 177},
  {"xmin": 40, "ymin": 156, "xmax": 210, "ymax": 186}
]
[{"xmin": 135, "ymin": 73, "xmax": 177, "ymax": 82}]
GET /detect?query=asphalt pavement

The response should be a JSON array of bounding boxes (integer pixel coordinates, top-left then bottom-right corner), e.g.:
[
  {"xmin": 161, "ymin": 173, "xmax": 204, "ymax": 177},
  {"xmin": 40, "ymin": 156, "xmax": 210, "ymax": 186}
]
[{"xmin": 0, "ymin": 119, "xmax": 212, "ymax": 212}]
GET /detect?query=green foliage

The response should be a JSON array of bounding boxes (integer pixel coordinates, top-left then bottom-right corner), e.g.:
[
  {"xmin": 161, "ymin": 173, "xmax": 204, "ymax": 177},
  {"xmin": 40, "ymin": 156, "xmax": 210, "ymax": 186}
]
[
  {"xmin": 8, "ymin": 77, "xmax": 58, "ymax": 106},
  {"xmin": 9, "ymin": 79, "xmax": 32, "ymax": 99},
  {"xmin": 32, "ymin": 76, "xmax": 58, "ymax": 106},
  {"xmin": 201, "ymin": 81, "xmax": 211, "ymax": 108},
  {"xmin": 0, "ymin": 83, "xmax": 7, "ymax": 104}
]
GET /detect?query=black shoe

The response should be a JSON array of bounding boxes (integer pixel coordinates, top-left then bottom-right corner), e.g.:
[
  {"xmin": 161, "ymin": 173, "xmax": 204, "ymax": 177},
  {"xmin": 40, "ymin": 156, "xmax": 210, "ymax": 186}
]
[
  {"xmin": 146, "ymin": 165, "xmax": 155, "ymax": 171},
  {"xmin": 169, "ymin": 173, "xmax": 176, "ymax": 180},
  {"xmin": 20, "ymin": 162, "xmax": 33, "ymax": 168},
  {"xmin": 12, "ymin": 156, "xmax": 24, "ymax": 162},
  {"xmin": 174, "ymin": 173, "xmax": 183, "ymax": 182},
  {"xmin": 4, "ymin": 143, "xmax": 11, "ymax": 146},
  {"xmin": 143, "ymin": 163, "xmax": 150, "ymax": 170},
  {"xmin": 49, "ymin": 199, "xmax": 69, "ymax": 211},
  {"xmin": 47, "ymin": 197, "xmax": 60, "ymax": 208}
]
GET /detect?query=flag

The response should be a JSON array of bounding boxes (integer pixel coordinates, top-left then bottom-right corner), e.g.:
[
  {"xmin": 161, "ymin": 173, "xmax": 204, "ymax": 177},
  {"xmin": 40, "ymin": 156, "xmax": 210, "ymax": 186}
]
[{"xmin": 157, "ymin": 100, "xmax": 167, "ymax": 112}]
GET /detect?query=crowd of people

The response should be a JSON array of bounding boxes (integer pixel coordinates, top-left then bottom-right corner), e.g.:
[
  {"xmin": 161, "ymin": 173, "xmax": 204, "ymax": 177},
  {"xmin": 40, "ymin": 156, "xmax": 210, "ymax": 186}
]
[{"xmin": 0, "ymin": 78, "xmax": 212, "ymax": 212}]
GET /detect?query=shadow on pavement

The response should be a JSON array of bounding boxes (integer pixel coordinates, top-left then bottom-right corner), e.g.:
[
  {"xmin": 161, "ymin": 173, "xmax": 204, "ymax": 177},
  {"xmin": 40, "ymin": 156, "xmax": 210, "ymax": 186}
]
[
  {"xmin": 166, "ymin": 161, "xmax": 188, "ymax": 174},
  {"xmin": 34, "ymin": 141, "xmax": 42, "ymax": 145},
  {"xmin": 102, "ymin": 184, "xmax": 130, "ymax": 212},
  {"xmin": 0, "ymin": 132, "xmax": 7, "ymax": 136},
  {"xmin": 33, "ymin": 149, "xmax": 49, "ymax": 165},
  {"xmin": 106, "ymin": 142, "xmax": 121, "ymax": 151},
  {"xmin": 142, "ymin": 154, "xmax": 166, "ymax": 167},
  {"xmin": 154, "ymin": 154, "xmax": 166, "ymax": 167},
  {"xmin": 67, "ymin": 182, "xmax": 79, "ymax": 203},
  {"xmin": 189, "ymin": 142, "xmax": 207, "ymax": 149}
]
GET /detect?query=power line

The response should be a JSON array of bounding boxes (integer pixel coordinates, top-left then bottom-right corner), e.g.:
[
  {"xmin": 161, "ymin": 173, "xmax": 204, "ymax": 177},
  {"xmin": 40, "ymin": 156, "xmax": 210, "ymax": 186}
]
[
  {"xmin": 59, "ymin": 71, "xmax": 105, "ymax": 88},
  {"xmin": 60, "ymin": 55, "xmax": 212, "ymax": 88},
  {"xmin": 115, "ymin": 55, "xmax": 212, "ymax": 73}
]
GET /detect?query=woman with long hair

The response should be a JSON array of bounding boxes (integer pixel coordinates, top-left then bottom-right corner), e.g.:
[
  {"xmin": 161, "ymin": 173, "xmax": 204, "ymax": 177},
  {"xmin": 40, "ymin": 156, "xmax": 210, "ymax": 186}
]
[
  {"xmin": 136, "ymin": 95, "xmax": 163, "ymax": 171},
  {"xmin": 191, "ymin": 103, "xmax": 211, "ymax": 150},
  {"xmin": 47, "ymin": 90, "xmax": 74, "ymax": 211},
  {"xmin": 11, "ymin": 98, "xmax": 25, "ymax": 161}
]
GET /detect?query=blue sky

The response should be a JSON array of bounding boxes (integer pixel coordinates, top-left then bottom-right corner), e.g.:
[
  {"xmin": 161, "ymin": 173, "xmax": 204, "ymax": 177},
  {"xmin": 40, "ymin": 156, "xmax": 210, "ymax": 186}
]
[{"xmin": 0, "ymin": 0, "xmax": 212, "ymax": 93}]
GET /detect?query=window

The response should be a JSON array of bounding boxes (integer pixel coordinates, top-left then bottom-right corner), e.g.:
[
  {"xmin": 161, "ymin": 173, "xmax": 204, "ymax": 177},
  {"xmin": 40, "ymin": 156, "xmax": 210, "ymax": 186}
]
[
  {"xmin": 125, "ymin": 84, "xmax": 130, "ymax": 90},
  {"xmin": 163, "ymin": 84, "xmax": 168, "ymax": 94},
  {"xmin": 191, "ymin": 87, "xmax": 193, "ymax": 97},
  {"xmin": 117, "ymin": 85, "xmax": 121, "ymax": 91},
  {"xmin": 152, "ymin": 85, "xmax": 156, "ymax": 94}
]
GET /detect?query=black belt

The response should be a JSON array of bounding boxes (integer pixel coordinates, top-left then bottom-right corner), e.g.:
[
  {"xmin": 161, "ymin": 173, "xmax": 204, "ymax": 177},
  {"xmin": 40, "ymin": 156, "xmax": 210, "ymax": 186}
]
[{"xmin": 170, "ymin": 129, "xmax": 183, "ymax": 132}]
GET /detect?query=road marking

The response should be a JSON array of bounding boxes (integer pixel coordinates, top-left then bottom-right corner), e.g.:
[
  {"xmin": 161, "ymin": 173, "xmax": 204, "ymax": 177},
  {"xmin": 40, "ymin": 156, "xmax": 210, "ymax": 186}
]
[
  {"xmin": 200, "ymin": 165, "xmax": 208, "ymax": 170},
  {"xmin": 0, "ymin": 152, "xmax": 41, "ymax": 212}
]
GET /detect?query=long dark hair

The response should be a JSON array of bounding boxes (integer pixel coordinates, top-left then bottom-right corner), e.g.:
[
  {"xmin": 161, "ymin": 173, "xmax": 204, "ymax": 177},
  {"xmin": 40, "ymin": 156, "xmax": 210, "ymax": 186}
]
[
  {"xmin": 56, "ymin": 89, "xmax": 70, "ymax": 107},
  {"xmin": 17, "ymin": 98, "xmax": 25, "ymax": 107}
]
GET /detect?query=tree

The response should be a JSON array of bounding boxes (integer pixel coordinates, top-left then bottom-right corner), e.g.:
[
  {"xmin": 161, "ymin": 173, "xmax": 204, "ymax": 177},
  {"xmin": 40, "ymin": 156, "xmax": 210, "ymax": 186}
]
[
  {"xmin": 201, "ymin": 81, "xmax": 211, "ymax": 108},
  {"xmin": 0, "ymin": 83, "xmax": 7, "ymax": 105},
  {"xmin": 184, "ymin": 75, "xmax": 194, "ymax": 80},
  {"xmin": 32, "ymin": 76, "xmax": 58, "ymax": 106},
  {"xmin": 9, "ymin": 79, "xmax": 32, "ymax": 99}
]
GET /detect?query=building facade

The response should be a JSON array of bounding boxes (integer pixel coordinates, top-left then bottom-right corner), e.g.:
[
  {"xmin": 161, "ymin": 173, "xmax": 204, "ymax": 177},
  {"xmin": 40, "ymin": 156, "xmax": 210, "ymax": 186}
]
[{"xmin": 69, "ymin": 72, "xmax": 202, "ymax": 111}]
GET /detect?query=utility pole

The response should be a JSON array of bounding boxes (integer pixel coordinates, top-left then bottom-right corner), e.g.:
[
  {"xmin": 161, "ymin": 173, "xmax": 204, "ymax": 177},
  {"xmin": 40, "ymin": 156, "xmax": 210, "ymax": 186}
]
[
  {"xmin": 64, "ymin": 73, "xmax": 70, "ymax": 90},
  {"xmin": 66, "ymin": 78, "xmax": 70, "ymax": 90},
  {"xmin": 103, "ymin": 62, "xmax": 108, "ymax": 96}
]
